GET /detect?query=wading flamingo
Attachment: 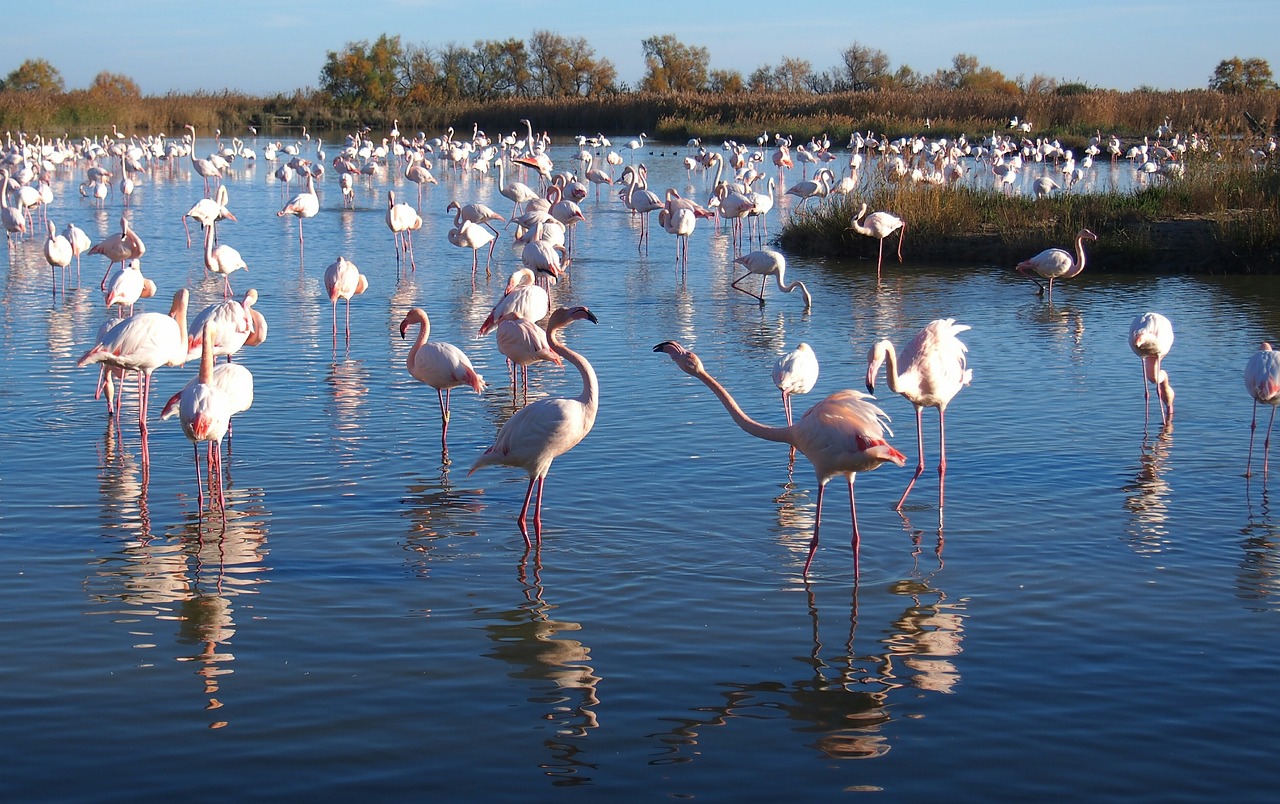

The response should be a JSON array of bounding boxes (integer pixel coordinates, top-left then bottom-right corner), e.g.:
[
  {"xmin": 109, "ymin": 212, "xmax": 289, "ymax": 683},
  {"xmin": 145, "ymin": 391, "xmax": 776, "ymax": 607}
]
[
  {"xmin": 175, "ymin": 322, "xmax": 232, "ymax": 515},
  {"xmin": 848, "ymin": 203, "xmax": 905, "ymax": 280},
  {"xmin": 479, "ymin": 268, "xmax": 552, "ymax": 335},
  {"xmin": 470, "ymin": 307, "xmax": 599, "ymax": 544},
  {"xmin": 88, "ymin": 215, "xmax": 146, "ymax": 290},
  {"xmin": 324, "ymin": 256, "xmax": 369, "ymax": 345},
  {"xmin": 202, "ymin": 221, "xmax": 247, "ymax": 297},
  {"xmin": 1129, "ymin": 312, "xmax": 1175, "ymax": 425},
  {"xmin": 278, "ymin": 171, "xmax": 319, "ymax": 260},
  {"xmin": 730, "ymin": 249, "xmax": 812, "ymax": 310},
  {"xmin": 654, "ymin": 341, "xmax": 906, "ymax": 576},
  {"xmin": 1015, "ymin": 229, "xmax": 1097, "ymax": 300},
  {"xmin": 1245, "ymin": 342, "xmax": 1280, "ymax": 477},
  {"xmin": 400, "ymin": 307, "xmax": 485, "ymax": 455},
  {"xmin": 866, "ymin": 319, "xmax": 972, "ymax": 510},
  {"xmin": 103, "ymin": 258, "xmax": 156, "ymax": 318}
]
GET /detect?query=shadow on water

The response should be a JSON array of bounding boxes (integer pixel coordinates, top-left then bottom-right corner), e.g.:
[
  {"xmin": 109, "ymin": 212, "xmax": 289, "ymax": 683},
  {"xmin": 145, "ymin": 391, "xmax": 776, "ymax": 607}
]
[
  {"xmin": 1123, "ymin": 425, "xmax": 1175, "ymax": 557},
  {"xmin": 1239, "ymin": 481, "xmax": 1280, "ymax": 611}
]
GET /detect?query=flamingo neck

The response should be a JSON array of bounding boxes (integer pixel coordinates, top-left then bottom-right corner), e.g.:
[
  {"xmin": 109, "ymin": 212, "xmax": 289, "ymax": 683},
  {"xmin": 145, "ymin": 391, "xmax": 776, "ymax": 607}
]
[
  {"xmin": 692, "ymin": 369, "xmax": 791, "ymax": 445},
  {"xmin": 1068, "ymin": 234, "xmax": 1090, "ymax": 278},
  {"xmin": 875, "ymin": 340, "xmax": 908, "ymax": 396},
  {"xmin": 408, "ymin": 315, "xmax": 430, "ymax": 367},
  {"xmin": 550, "ymin": 325, "xmax": 598, "ymax": 420}
]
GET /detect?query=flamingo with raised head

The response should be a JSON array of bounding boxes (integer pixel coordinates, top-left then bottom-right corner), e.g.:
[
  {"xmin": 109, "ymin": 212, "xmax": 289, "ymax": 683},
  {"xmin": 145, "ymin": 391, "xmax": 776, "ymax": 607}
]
[
  {"xmin": 1129, "ymin": 312, "xmax": 1175, "ymax": 425},
  {"xmin": 866, "ymin": 319, "xmax": 972, "ymax": 510},
  {"xmin": 848, "ymin": 203, "xmax": 905, "ymax": 280},
  {"xmin": 1245, "ymin": 342, "xmax": 1280, "ymax": 477},
  {"xmin": 202, "ymin": 222, "xmax": 247, "ymax": 298},
  {"xmin": 174, "ymin": 322, "xmax": 232, "ymax": 514},
  {"xmin": 278, "ymin": 171, "xmax": 319, "ymax": 260},
  {"xmin": 88, "ymin": 215, "xmax": 146, "ymax": 290},
  {"xmin": 1015, "ymin": 229, "xmax": 1097, "ymax": 300},
  {"xmin": 386, "ymin": 190, "xmax": 422, "ymax": 273},
  {"xmin": 731, "ymin": 249, "xmax": 812, "ymax": 309},
  {"xmin": 400, "ymin": 307, "xmax": 485, "ymax": 454},
  {"xmin": 182, "ymin": 184, "xmax": 236, "ymax": 248},
  {"xmin": 43, "ymin": 220, "xmax": 73, "ymax": 295},
  {"xmin": 470, "ymin": 306, "xmax": 599, "ymax": 544},
  {"xmin": 654, "ymin": 341, "xmax": 906, "ymax": 576}
]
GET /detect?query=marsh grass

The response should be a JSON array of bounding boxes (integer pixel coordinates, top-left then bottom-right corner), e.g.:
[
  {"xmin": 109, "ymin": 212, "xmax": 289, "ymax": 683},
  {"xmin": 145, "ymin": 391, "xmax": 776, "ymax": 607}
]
[{"xmin": 779, "ymin": 155, "xmax": 1280, "ymax": 272}]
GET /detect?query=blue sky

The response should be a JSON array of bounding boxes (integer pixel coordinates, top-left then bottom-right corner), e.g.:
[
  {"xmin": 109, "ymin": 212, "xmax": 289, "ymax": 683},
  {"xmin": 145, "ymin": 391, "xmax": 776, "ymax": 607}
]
[{"xmin": 6, "ymin": 1, "xmax": 1278, "ymax": 95}]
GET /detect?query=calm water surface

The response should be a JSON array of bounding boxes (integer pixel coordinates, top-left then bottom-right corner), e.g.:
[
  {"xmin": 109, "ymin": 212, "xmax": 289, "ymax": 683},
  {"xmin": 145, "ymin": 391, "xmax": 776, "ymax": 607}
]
[{"xmin": 1, "ymin": 137, "xmax": 1278, "ymax": 801}]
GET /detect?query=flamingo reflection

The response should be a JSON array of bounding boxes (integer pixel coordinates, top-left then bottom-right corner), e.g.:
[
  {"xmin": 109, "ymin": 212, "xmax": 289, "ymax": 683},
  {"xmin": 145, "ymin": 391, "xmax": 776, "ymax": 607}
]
[
  {"xmin": 1122, "ymin": 429, "xmax": 1174, "ymax": 557},
  {"xmin": 647, "ymin": 575, "xmax": 964, "ymax": 764},
  {"xmin": 1239, "ymin": 485, "xmax": 1280, "ymax": 609}
]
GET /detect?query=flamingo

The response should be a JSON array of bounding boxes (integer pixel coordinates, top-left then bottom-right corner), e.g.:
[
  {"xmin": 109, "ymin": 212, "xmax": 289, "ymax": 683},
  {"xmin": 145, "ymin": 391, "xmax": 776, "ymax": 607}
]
[
  {"xmin": 161, "ymin": 360, "xmax": 254, "ymax": 455},
  {"xmin": 447, "ymin": 220, "xmax": 498, "ymax": 278},
  {"xmin": 186, "ymin": 289, "xmax": 258, "ymax": 363},
  {"xmin": 43, "ymin": 220, "xmax": 73, "ymax": 296},
  {"xmin": 1128, "ymin": 312, "xmax": 1175, "ymax": 425},
  {"xmin": 400, "ymin": 307, "xmax": 486, "ymax": 454},
  {"xmin": 182, "ymin": 184, "xmax": 235, "ymax": 248},
  {"xmin": 866, "ymin": 319, "xmax": 972, "ymax": 510},
  {"xmin": 497, "ymin": 155, "xmax": 540, "ymax": 218},
  {"xmin": 848, "ymin": 203, "xmax": 905, "ymax": 280},
  {"xmin": 202, "ymin": 222, "xmax": 247, "ymax": 298},
  {"xmin": 626, "ymin": 132, "xmax": 647, "ymax": 162},
  {"xmin": 774, "ymin": 343, "xmax": 820, "ymax": 427},
  {"xmin": 103, "ymin": 259, "xmax": 156, "ymax": 318},
  {"xmin": 77, "ymin": 288, "xmax": 189, "ymax": 448},
  {"xmin": 278, "ymin": 171, "xmax": 319, "ymax": 260},
  {"xmin": 1015, "ymin": 229, "xmax": 1097, "ymax": 300},
  {"xmin": 62, "ymin": 222, "xmax": 91, "ymax": 279},
  {"xmin": 88, "ymin": 215, "xmax": 146, "ymax": 290},
  {"xmin": 495, "ymin": 313, "xmax": 562, "ymax": 402},
  {"xmin": 447, "ymin": 199, "xmax": 502, "ymax": 268},
  {"xmin": 404, "ymin": 152, "xmax": 438, "ymax": 207},
  {"xmin": 0, "ymin": 169, "xmax": 28, "ymax": 242},
  {"xmin": 784, "ymin": 168, "xmax": 833, "ymax": 210},
  {"xmin": 184, "ymin": 124, "xmax": 223, "ymax": 196},
  {"xmin": 730, "ymin": 249, "xmax": 812, "ymax": 310},
  {"xmin": 618, "ymin": 165, "xmax": 663, "ymax": 254},
  {"xmin": 324, "ymin": 256, "xmax": 369, "ymax": 345},
  {"xmin": 386, "ymin": 190, "xmax": 422, "ymax": 273},
  {"xmin": 469, "ymin": 306, "xmax": 599, "ymax": 544},
  {"xmin": 653, "ymin": 341, "xmax": 906, "ymax": 576},
  {"xmin": 1245, "ymin": 342, "xmax": 1280, "ymax": 477},
  {"xmin": 174, "ymin": 322, "xmax": 232, "ymax": 514},
  {"xmin": 479, "ymin": 268, "xmax": 552, "ymax": 335},
  {"xmin": 658, "ymin": 206, "xmax": 697, "ymax": 268}
]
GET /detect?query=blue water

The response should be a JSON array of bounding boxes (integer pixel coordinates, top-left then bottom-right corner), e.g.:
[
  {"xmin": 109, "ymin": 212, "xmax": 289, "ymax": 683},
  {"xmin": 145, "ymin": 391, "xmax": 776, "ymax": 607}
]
[{"xmin": 1, "ymin": 135, "xmax": 1278, "ymax": 801}]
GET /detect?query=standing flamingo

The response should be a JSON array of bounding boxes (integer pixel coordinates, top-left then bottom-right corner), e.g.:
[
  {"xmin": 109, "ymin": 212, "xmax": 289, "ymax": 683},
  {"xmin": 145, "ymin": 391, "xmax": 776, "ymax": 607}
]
[
  {"xmin": 479, "ymin": 268, "xmax": 552, "ymax": 335},
  {"xmin": 731, "ymin": 249, "xmax": 812, "ymax": 309},
  {"xmin": 63, "ymin": 222, "xmax": 91, "ymax": 279},
  {"xmin": 186, "ymin": 289, "xmax": 258, "ymax": 363},
  {"xmin": 278, "ymin": 171, "xmax": 319, "ymax": 261},
  {"xmin": 43, "ymin": 220, "xmax": 73, "ymax": 296},
  {"xmin": 1015, "ymin": 229, "xmax": 1097, "ymax": 300},
  {"xmin": 470, "ymin": 306, "xmax": 599, "ymax": 544},
  {"xmin": 496, "ymin": 313, "xmax": 562, "ymax": 402},
  {"xmin": 175, "ymin": 322, "xmax": 232, "ymax": 514},
  {"xmin": 182, "ymin": 184, "xmax": 235, "ymax": 248},
  {"xmin": 1245, "ymin": 342, "xmax": 1280, "ymax": 477},
  {"xmin": 400, "ymin": 307, "xmax": 485, "ymax": 454},
  {"xmin": 324, "ymin": 256, "xmax": 369, "ymax": 345},
  {"xmin": 497, "ymin": 155, "xmax": 540, "ymax": 219},
  {"xmin": 202, "ymin": 222, "xmax": 247, "ymax": 297},
  {"xmin": 653, "ymin": 341, "xmax": 906, "ymax": 576},
  {"xmin": 88, "ymin": 215, "xmax": 146, "ymax": 290},
  {"xmin": 103, "ymin": 258, "xmax": 156, "ymax": 318},
  {"xmin": 184, "ymin": 125, "xmax": 224, "ymax": 196},
  {"xmin": 848, "ymin": 203, "xmax": 905, "ymax": 280},
  {"xmin": 774, "ymin": 343, "xmax": 820, "ymax": 427},
  {"xmin": 866, "ymin": 319, "xmax": 972, "ymax": 510},
  {"xmin": 386, "ymin": 190, "xmax": 422, "ymax": 273},
  {"xmin": 77, "ymin": 288, "xmax": 189, "ymax": 451},
  {"xmin": 447, "ymin": 220, "xmax": 498, "ymax": 279},
  {"xmin": 1129, "ymin": 312, "xmax": 1175, "ymax": 425}
]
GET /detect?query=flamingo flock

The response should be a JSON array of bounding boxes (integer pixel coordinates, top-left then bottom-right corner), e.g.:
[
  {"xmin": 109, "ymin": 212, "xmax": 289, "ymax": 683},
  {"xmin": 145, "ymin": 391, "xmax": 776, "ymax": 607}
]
[{"xmin": 0, "ymin": 118, "xmax": 1269, "ymax": 572}]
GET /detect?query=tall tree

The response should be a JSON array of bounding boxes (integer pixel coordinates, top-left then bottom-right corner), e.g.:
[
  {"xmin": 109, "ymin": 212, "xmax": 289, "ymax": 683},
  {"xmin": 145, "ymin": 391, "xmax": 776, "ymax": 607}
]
[
  {"xmin": 836, "ymin": 42, "xmax": 890, "ymax": 91},
  {"xmin": 528, "ymin": 30, "xmax": 616, "ymax": 97},
  {"xmin": 3, "ymin": 58, "xmax": 64, "ymax": 92},
  {"xmin": 640, "ymin": 34, "xmax": 709, "ymax": 93},
  {"xmin": 320, "ymin": 35, "xmax": 406, "ymax": 107},
  {"xmin": 90, "ymin": 71, "xmax": 141, "ymax": 98},
  {"xmin": 1210, "ymin": 57, "xmax": 1277, "ymax": 92}
]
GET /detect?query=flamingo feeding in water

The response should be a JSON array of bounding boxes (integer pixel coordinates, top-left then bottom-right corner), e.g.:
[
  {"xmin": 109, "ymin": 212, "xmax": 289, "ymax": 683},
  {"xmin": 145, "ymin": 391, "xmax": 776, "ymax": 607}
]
[
  {"xmin": 1128, "ymin": 312, "xmax": 1175, "ymax": 425},
  {"xmin": 848, "ymin": 203, "xmax": 905, "ymax": 280},
  {"xmin": 1015, "ymin": 229, "xmax": 1097, "ymax": 300},
  {"xmin": 866, "ymin": 319, "xmax": 973, "ymax": 511},
  {"xmin": 470, "ymin": 306, "xmax": 599, "ymax": 544},
  {"xmin": 653, "ymin": 340, "xmax": 906, "ymax": 576},
  {"xmin": 400, "ymin": 307, "xmax": 485, "ymax": 455},
  {"xmin": 730, "ymin": 249, "xmax": 812, "ymax": 310},
  {"xmin": 1245, "ymin": 342, "xmax": 1280, "ymax": 477}
]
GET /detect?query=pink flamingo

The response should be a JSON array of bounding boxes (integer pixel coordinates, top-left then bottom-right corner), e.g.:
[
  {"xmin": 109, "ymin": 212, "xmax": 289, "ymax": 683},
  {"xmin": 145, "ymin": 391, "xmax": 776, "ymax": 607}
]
[
  {"xmin": 496, "ymin": 313, "xmax": 562, "ymax": 402},
  {"xmin": 43, "ymin": 219, "xmax": 73, "ymax": 296},
  {"xmin": 479, "ymin": 268, "xmax": 552, "ymax": 335},
  {"xmin": 324, "ymin": 256, "xmax": 369, "ymax": 345},
  {"xmin": 470, "ymin": 307, "xmax": 599, "ymax": 544},
  {"xmin": 103, "ymin": 259, "xmax": 156, "ymax": 318},
  {"xmin": 1246, "ymin": 342, "xmax": 1280, "ymax": 477},
  {"xmin": 400, "ymin": 307, "xmax": 485, "ymax": 454},
  {"xmin": 387, "ymin": 190, "xmax": 422, "ymax": 273},
  {"xmin": 848, "ymin": 202, "xmax": 905, "ymax": 280},
  {"xmin": 1129, "ymin": 312, "xmax": 1175, "ymax": 425},
  {"xmin": 866, "ymin": 319, "xmax": 972, "ymax": 510},
  {"xmin": 175, "ymin": 322, "xmax": 232, "ymax": 515},
  {"xmin": 88, "ymin": 215, "xmax": 146, "ymax": 290},
  {"xmin": 1015, "ymin": 229, "xmax": 1097, "ymax": 300},
  {"xmin": 654, "ymin": 340, "xmax": 906, "ymax": 576},
  {"xmin": 278, "ymin": 171, "xmax": 319, "ymax": 261},
  {"xmin": 731, "ymin": 249, "xmax": 812, "ymax": 309},
  {"xmin": 186, "ymin": 289, "xmax": 258, "ymax": 363},
  {"xmin": 202, "ymin": 222, "xmax": 247, "ymax": 298}
]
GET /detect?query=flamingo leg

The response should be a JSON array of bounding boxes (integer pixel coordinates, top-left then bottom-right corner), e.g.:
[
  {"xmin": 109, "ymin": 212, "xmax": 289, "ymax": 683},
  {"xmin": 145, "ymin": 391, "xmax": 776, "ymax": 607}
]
[
  {"xmin": 437, "ymin": 387, "xmax": 450, "ymax": 449},
  {"xmin": 937, "ymin": 407, "xmax": 948, "ymax": 509},
  {"xmin": 1141, "ymin": 359, "xmax": 1151, "ymax": 423},
  {"xmin": 517, "ymin": 476, "xmax": 537, "ymax": 547},
  {"xmin": 1265, "ymin": 406, "xmax": 1276, "ymax": 478},
  {"xmin": 345, "ymin": 298, "xmax": 352, "ymax": 345},
  {"xmin": 876, "ymin": 238, "xmax": 885, "ymax": 281},
  {"xmin": 848, "ymin": 475, "xmax": 861, "ymax": 579},
  {"xmin": 804, "ymin": 481, "xmax": 826, "ymax": 576},
  {"xmin": 193, "ymin": 442, "xmax": 204, "ymax": 510},
  {"xmin": 532, "ymin": 476, "xmax": 545, "ymax": 543},
  {"xmin": 897, "ymin": 405, "xmax": 926, "ymax": 510}
]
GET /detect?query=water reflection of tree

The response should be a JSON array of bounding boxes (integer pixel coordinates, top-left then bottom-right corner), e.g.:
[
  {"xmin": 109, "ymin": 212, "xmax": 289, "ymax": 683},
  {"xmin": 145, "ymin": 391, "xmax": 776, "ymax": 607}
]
[
  {"xmin": 1238, "ymin": 483, "xmax": 1280, "ymax": 609},
  {"xmin": 477, "ymin": 551, "xmax": 601, "ymax": 786},
  {"xmin": 647, "ymin": 574, "xmax": 965, "ymax": 764},
  {"xmin": 1122, "ymin": 428, "xmax": 1174, "ymax": 557}
]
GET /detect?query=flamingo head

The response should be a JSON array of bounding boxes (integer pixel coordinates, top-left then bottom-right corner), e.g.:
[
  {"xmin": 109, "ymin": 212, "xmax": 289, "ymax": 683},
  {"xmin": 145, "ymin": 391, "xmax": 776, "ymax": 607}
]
[
  {"xmin": 653, "ymin": 340, "xmax": 704, "ymax": 377},
  {"xmin": 865, "ymin": 340, "xmax": 891, "ymax": 393},
  {"xmin": 547, "ymin": 306, "xmax": 598, "ymax": 333}
]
